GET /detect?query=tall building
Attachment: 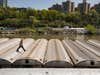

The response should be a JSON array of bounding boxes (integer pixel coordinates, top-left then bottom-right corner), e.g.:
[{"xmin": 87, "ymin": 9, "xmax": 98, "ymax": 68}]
[
  {"xmin": 71, "ymin": 2, "xmax": 75, "ymax": 12},
  {"xmin": 62, "ymin": 0, "xmax": 75, "ymax": 13},
  {"xmin": 48, "ymin": 4, "xmax": 63, "ymax": 12},
  {"xmin": 83, "ymin": 0, "xmax": 86, "ymax": 3},
  {"xmin": 49, "ymin": 0, "xmax": 75, "ymax": 13},
  {"xmin": 92, "ymin": 3, "xmax": 100, "ymax": 13},
  {"xmin": 0, "ymin": 0, "xmax": 7, "ymax": 7},
  {"xmin": 78, "ymin": 0, "xmax": 90, "ymax": 14}
]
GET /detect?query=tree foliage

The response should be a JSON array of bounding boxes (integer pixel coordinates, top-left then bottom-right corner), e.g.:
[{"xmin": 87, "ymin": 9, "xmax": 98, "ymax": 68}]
[
  {"xmin": 0, "ymin": 7, "xmax": 99, "ymax": 28},
  {"xmin": 85, "ymin": 24, "xmax": 97, "ymax": 34}
]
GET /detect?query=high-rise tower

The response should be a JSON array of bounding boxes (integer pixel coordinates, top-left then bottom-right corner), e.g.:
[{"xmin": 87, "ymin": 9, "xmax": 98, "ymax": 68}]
[
  {"xmin": 67, "ymin": 0, "xmax": 72, "ymax": 12},
  {"xmin": 48, "ymin": 0, "xmax": 75, "ymax": 13},
  {"xmin": 83, "ymin": 0, "xmax": 87, "ymax": 3},
  {"xmin": 62, "ymin": 0, "xmax": 74, "ymax": 13},
  {"xmin": 78, "ymin": 0, "xmax": 90, "ymax": 14},
  {"xmin": 48, "ymin": 3, "xmax": 63, "ymax": 12},
  {"xmin": 0, "ymin": 0, "xmax": 7, "ymax": 7}
]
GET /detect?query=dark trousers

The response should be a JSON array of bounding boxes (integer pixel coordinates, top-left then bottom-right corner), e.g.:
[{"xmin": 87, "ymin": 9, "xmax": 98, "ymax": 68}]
[{"xmin": 16, "ymin": 45, "xmax": 26, "ymax": 52}]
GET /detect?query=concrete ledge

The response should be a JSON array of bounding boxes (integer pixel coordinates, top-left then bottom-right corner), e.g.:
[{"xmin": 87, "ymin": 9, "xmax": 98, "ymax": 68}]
[{"xmin": 0, "ymin": 68, "xmax": 100, "ymax": 75}]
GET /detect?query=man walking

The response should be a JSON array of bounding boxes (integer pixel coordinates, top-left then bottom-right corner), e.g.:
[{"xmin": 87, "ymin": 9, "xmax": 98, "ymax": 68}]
[{"xmin": 16, "ymin": 39, "xmax": 26, "ymax": 52}]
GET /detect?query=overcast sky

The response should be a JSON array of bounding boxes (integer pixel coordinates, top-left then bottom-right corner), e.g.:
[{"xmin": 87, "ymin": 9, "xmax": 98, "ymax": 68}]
[{"xmin": 8, "ymin": 0, "xmax": 100, "ymax": 9}]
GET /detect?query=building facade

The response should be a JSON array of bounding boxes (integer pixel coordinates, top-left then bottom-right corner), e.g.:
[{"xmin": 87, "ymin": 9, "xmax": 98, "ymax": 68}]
[
  {"xmin": 62, "ymin": 0, "xmax": 75, "ymax": 13},
  {"xmin": 92, "ymin": 3, "xmax": 100, "ymax": 13},
  {"xmin": 48, "ymin": 4, "xmax": 63, "ymax": 12},
  {"xmin": 0, "ymin": 0, "xmax": 7, "ymax": 7},
  {"xmin": 78, "ymin": 0, "xmax": 90, "ymax": 14},
  {"xmin": 49, "ymin": 0, "xmax": 75, "ymax": 13}
]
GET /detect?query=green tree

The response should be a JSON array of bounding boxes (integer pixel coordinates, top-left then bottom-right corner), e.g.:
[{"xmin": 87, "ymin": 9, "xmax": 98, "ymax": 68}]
[{"xmin": 85, "ymin": 24, "xmax": 97, "ymax": 34}]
